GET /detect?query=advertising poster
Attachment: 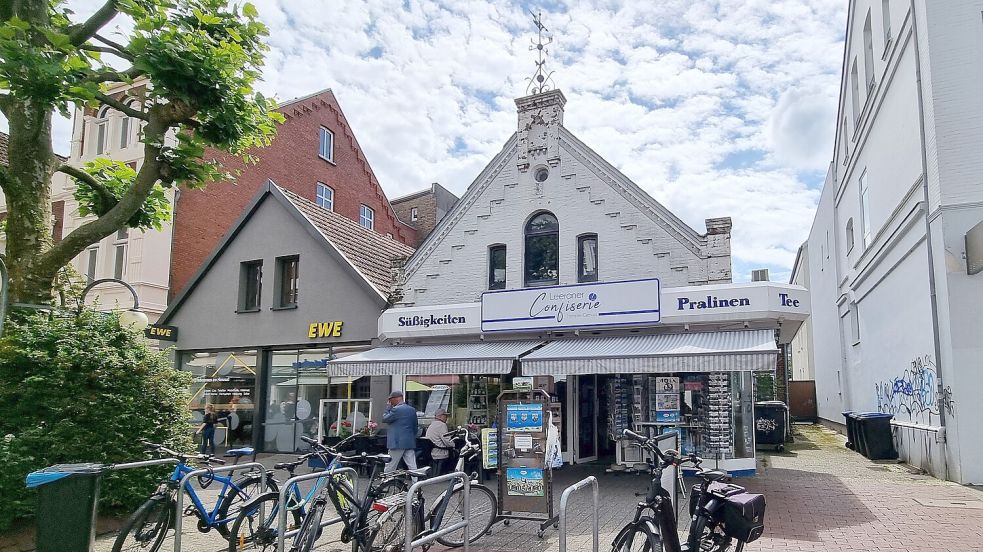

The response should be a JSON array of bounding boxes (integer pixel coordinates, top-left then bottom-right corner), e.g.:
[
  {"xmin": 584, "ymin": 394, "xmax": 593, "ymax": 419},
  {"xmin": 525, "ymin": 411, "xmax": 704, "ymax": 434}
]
[
  {"xmin": 656, "ymin": 377, "xmax": 680, "ymax": 394},
  {"xmin": 505, "ymin": 403, "xmax": 544, "ymax": 433},
  {"xmin": 481, "ymin": 428, "xmax": 498, "ymax": 469},
  {"xmin": 506, "ymin": 467, "xmax": 545, "ymax": 497},
  {"xmin": 656, "ymin": 377, "xmax": 680, "ymax": 424}
]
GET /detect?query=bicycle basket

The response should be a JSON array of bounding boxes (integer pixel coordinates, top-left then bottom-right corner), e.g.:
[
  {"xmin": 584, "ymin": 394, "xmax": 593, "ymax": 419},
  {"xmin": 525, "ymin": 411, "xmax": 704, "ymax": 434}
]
[{"xmin": 720, "ymin": 492, "xmax": 765, "ymax": 543}]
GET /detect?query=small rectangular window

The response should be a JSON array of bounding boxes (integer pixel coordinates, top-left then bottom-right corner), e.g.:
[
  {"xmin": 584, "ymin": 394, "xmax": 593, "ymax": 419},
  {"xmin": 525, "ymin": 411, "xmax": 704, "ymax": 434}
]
[
  {"xmin": 577, "ymin": 234, "xmax": 598, "ymax": 282},
  {"xmin": 120, "ymin": 117, "xmax": 130, "ymax": 149},
  {"xmin": 846, "ymin": 218, "xmax": 855, "ymax": 254},
  {"xmin": 275, "ymin": 255, "xmax": 299, "ymax": 309},
  {"xmin": 860, "ymin": 171, "xmax": 872, "ymax": 248},
  {"xmin": 881, "ymin": 0, "xmax": 892, "ymax": 45},
  {"xmin": 239, "ymin": 260, "xmax": 263, "ymax": 312},
  {"xmin": 359, "ymin": 205, "xmax": 374, "ymax": 230},
  {"xmin": 849, "ymin": 303, "xmax": 861, "ymax": 344},
  {"xmin": 410, "ymin": 207, "xmax": 418, "ymax": 221},
  {"xmin": 316, "ymin": 182, "xmax": 334, "ymax": 211},
  {"xmin": 850, "ymin": 59, "xmax": 861, "ymax": 124},
  {"xmin": 96, "ymin": 121, "xmax": 108, "ymax": 155},
  {"xmin": 319, "ymin": 127, "xmax": 334, "ymax": 163},
  {"xmin": 113, "ymin": 244, "xmax": 126, "ymax": 279},
  {"xmin": 863, "ymin": 12, "xmax": 875, "ymax": 91},
  {"xmin": 86, "ymin": 248, "xmax": 98, "ymax": 282},
  {"xmin": 116, "ymin": 227, "xmax": 129, "ymax": 240},
  {"xmin": 840, "ymin": 118, "xmax": 849, "ymax": 164},
  {"xmin": 488, "ymin": 245, "xmax": 506, "ymax": 290}
]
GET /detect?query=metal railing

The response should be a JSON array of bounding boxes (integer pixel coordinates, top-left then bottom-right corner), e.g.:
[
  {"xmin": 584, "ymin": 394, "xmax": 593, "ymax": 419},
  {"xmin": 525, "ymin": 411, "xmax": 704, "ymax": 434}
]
[
  {"xmin": 275, "ymin": 466, "xmax": 359, "ymax": 552},
  {"xmin": 174, "ymin": 462, "xmax": 267, "ymax": 552},
  {"xmin": 108, "ymin": 458, "xmax": 182, "ymax": 472},
  {"xmin": 558, "ymin": 476, "xmax": 599, "ymax": 552},
  {"xmin": 404, "ymin": 471, "xmax": 470, "ymax": 552}
]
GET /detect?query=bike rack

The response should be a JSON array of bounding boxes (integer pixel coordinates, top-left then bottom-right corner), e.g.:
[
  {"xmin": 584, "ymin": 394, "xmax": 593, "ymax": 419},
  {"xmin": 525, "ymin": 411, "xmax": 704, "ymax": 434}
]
[
  {"xmin": 174, "ymin": 461, "xmax": 268, "ymax": 552},
  {"xmin": 108, "ymin": 458, "xmax": 182, "ymax": 472},
  {"xmin": 404, "ymin": 471, "xmax": 470, "ymax": 552},
  {"xmin": 274, "ymin": 466, "xmax": 359, "ymax": 552},
  {"xmin": 558, "ymin": 476, "xmax": 599, "ymax": 552}
]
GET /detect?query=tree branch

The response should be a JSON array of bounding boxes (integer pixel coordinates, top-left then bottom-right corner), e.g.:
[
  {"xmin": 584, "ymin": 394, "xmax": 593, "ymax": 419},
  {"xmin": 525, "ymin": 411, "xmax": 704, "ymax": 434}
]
[
  {"xmin": 67, "ymin": 0, "xmax": 119, "ymax": 46},
  {"xmin": 92, "ymin": 34, "xmax": 132, "ymax": 56},
  {"xmin": 80, "ymin": 44, "xmax": 133, "ymax": 61},
  {"xmin": 85, "ymin": 66, "xmax": 143, "ymax": 84},
  {"xmin": 56, "ymin": 164, "xmax": 117, "ymax": 207},
  {"xmin": 95, "ymin": 92, "xmax": 148, "ymax": 120}
]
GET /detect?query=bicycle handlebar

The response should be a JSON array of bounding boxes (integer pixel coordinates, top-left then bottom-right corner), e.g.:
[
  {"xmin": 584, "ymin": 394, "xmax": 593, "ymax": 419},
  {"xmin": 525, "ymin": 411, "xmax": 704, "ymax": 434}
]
[{"xmin": 140, "ymin": 440, "xmax": 227, "ymax": 465}]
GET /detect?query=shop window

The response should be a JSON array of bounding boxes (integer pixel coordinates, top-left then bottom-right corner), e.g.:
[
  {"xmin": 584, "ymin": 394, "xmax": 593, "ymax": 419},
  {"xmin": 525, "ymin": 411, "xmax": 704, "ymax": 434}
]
[
  {"xmin": 360, "ymin": 204, "xmax": 374, "ymax": 230},
  {"xmin": 180, "ymin": 350, "xmax": 258, "ymax": 449},
  {"xmin": 274, "ymin": 255, "xmax": 299, "ymax": 309},
  {"xmin": 403, "ymin": 375, "xmax": 500, "ymax": 430},
  {"xmin": 238, "ymin": 260, "xmax": 263, "ymax": 312},
  {"xmin": 488, "ymin": 244, "xmax": 506, "ymax": 290},
  {"xmin": 319, "ymin": 126, "xmax": 334, "ymax": 163},
  {"xmin": 524, "ymin": 211, "xmax": 559, "ymax": 287},
  {"xmin": 577, "ymin": 234, "xmax": 598, "ymax": 283},
  {"xmin": 316, "ymin": 182, "xmax": 333, "ymax": 211}
]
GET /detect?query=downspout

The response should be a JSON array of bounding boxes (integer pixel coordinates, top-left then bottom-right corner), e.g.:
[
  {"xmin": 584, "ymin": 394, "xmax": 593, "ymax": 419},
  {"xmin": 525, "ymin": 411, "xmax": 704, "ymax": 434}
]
[{"xmin": 909, "ymin": 0, "xmax": 948, "ymax": 453}]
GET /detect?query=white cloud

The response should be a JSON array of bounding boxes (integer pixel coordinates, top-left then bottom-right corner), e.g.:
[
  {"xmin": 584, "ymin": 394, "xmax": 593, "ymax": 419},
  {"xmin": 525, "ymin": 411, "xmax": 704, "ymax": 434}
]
[{"xmin": 1, "ymin": 0, "xmax": 847, "ymax": 279}]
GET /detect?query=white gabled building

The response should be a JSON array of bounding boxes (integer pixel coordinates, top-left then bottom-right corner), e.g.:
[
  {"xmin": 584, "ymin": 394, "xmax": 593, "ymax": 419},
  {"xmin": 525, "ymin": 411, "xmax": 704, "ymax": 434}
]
[
  {"xmin": 396, "ymin": 90, "xmax": 734, "ymax": 307},
  {"xmin": 796, "ymin": 0, "xmax": 983, "ymax": 484}
]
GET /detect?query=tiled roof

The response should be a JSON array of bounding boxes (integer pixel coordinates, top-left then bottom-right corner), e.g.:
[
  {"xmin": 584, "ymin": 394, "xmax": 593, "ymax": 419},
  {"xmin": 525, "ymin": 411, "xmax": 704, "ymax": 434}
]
[
  {"xmin": 280, "ymin": 187, "xmax": 414, "ymax": 295},
  {"xmin": 0, "ymin": 131, "xmax": 8, "ymax": 166}
]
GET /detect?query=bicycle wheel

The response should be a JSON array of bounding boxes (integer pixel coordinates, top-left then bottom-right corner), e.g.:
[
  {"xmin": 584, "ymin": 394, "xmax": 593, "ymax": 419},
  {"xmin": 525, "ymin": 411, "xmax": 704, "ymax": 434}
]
[
  {"xmin": 365, "ymin": 494, "xmax": 422, "ymax": 552},
  {"xmin": 611, "ymin": 520, "xmax": 661, "ymax": 552},
  {"xmin": 290, "ymin": 498, "xmax": 328, "ymax": 552},
  {"xmin": 228, "ymin": 494, "xmax": 302, "ymax": 552},
  {"xmin": 112, "ymin": 494, "xmax": 173, "ymax": 552},
  {"xmin": 687, "ymin": 515, "xmax": 733, "ymax": 552},
  {"xmin": 216, "ymin": 474, "xmax": 277, "ymax": 538},
  {"xmin": 434, "ymin": 484, "xmax": 496, "ymax": 547}
]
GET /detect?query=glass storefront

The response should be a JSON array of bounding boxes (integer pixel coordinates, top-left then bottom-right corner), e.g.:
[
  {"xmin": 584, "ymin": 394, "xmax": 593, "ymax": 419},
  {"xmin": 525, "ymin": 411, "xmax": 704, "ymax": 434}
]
[
  {"xmin": 181, "ymin": 350, "xmax": 259, "ymax": 449},
  {"xmin": 403, "ymin": 375, "xmax": 503, "ymax": 433}
]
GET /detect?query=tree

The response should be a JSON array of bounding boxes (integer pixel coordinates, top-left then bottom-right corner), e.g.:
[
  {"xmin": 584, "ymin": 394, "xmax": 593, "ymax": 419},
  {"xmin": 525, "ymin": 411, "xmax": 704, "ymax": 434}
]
[{"xmin": 0, "ymin": 0, "xmax": 283, "ymax": 304}]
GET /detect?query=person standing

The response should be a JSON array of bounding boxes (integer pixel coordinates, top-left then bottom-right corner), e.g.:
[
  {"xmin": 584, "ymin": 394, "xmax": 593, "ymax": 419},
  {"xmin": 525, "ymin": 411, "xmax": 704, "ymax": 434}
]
[
  {"xmin": 425, "ymin": 408, "xmax": 456, "ymax": 476},
  {"xmin": 383, "ymin": 391, "xmax": 419, "ymax": 473},
  {"xmin": 196, "ymin": 404, "xmax": 219, "ymax": 456}
]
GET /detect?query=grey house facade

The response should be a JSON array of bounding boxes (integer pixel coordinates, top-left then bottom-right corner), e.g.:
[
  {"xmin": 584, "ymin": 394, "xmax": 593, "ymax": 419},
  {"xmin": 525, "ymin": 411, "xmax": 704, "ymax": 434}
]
[{"xmin": 159, "ymin": 181, "xmax": 413, "ymax": 453}]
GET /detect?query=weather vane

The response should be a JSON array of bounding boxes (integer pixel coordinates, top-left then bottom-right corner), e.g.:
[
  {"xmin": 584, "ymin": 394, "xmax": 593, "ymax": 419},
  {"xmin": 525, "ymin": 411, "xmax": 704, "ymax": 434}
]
[{"xmin": 526, "ymin": 10, "xmax": 556, "ymax": 95}]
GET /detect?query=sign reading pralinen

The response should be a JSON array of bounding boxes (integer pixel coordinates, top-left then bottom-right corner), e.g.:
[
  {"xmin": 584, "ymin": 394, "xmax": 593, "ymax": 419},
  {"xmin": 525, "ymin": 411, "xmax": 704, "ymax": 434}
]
[{"xmin": 481, "ymin": 278, "xmax": 660, "ymax": 332}]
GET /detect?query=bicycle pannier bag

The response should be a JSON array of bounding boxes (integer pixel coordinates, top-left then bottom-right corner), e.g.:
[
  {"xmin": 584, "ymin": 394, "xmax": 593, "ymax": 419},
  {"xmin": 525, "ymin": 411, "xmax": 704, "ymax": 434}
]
[{"xmin": 721, "ymin": 492, "xmax": 765, "ymax": 542}]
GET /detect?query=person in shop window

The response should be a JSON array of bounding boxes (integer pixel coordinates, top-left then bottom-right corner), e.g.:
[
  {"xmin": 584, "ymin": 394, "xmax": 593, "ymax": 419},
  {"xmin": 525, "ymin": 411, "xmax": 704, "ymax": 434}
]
[
  {"xmin": 425, "ymin": 408, "xmax": 456, "ymax": 476},
  {"xmin": 196, "ymin": 404, "xmax": 219, "ymax": 456},
  {"xmin": 383, "ymin": 391, "xmax": 419, "ymax": 473}
]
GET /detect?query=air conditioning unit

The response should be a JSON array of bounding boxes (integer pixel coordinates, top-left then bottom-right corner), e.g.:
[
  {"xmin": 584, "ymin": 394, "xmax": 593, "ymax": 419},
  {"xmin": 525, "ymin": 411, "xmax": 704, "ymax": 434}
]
[{"xmin": 751, "ymin": 269, "xmax": 770, "ymax": 282}]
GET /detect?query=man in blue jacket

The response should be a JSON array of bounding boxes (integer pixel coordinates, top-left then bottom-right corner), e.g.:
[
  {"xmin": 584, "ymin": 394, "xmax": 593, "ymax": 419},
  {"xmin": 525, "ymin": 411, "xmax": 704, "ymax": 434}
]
[{"xmin": 383, "ymin": 390, "xmax": 419, "ymax": 473}]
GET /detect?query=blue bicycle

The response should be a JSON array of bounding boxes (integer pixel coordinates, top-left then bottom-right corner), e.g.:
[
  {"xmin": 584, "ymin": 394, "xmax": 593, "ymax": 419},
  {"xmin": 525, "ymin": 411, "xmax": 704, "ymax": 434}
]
[{"xmin": 112, "ymin": 441, "xmax": 273, "ymax": 552}]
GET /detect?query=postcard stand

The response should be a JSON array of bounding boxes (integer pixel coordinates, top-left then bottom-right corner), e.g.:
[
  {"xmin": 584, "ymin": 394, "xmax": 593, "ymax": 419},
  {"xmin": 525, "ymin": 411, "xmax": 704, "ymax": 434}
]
[{"xmin": 494, "ymin": 389, "xmax": 558, "ymax": 538}]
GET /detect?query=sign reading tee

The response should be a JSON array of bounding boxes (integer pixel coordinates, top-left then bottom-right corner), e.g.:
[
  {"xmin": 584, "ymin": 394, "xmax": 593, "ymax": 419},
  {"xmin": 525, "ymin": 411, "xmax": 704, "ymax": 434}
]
[{"xmin": 308, "ymin": 321, "xmax": 343, "ymax": 339}]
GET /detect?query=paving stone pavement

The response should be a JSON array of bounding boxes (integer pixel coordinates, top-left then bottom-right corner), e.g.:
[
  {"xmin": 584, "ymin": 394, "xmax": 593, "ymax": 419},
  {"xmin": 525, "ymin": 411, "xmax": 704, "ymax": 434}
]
[{"xmin": 7, "ymin": 424, "xmax": 983, "ymax": 551}]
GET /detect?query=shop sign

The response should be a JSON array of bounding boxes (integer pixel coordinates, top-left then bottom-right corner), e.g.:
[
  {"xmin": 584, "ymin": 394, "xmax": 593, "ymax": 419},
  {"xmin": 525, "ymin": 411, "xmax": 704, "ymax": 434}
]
[
  {"xmin": 379, "ymin": 303, "xmax": 481, "ymax": 339},
  {"xmin": 307, "ymin": 320, "xmax": 343, "ymax": 339},
  {"xmin": 512, "ymin": 376, "xmax": 534, "ymax": 392},
  {"xmin": 481, "ymin": 278, "xmax": 661, "ymax": 332},
  {"xmin": 145, "ymin": 323, "xmax": 178, "ymax": 341}
]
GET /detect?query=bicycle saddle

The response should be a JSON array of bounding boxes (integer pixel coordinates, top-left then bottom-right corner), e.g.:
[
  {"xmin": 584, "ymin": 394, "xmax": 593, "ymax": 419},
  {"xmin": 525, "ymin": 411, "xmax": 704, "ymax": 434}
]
[
  {"xmin": 403, "ymin": 467, "xmax": 430, "ymax": 478},
  {"xmin": 273, "ymin": 459, "xmax": 305, "ymax": 471},
  {"xmin": 699, "ymin": 469, "xmax": 730, "ymax": 482},
  {"xmin": 224, "ymin": 447, "xmax": 255, "ymax": 457}
]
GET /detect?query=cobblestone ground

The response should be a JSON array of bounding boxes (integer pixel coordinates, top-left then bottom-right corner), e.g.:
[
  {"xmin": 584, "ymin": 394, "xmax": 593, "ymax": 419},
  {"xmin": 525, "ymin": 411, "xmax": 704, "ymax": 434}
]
[{"xmin": 6, "ymin": 424, "xmax": 982, "ymax": 551}]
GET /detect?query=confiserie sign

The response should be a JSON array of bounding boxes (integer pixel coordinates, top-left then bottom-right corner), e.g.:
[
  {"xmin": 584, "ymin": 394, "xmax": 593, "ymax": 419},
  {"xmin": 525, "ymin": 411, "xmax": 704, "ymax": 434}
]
[{"xmin": 481, "ymin": 278, "xmax": 661, "ymax": 332}]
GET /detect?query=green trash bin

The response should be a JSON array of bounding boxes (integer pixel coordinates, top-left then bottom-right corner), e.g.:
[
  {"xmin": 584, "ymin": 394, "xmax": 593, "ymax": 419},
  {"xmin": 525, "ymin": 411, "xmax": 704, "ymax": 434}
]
[{"xmin": 26, "ymin": 463, "xmax": 106, "ymax": 552}]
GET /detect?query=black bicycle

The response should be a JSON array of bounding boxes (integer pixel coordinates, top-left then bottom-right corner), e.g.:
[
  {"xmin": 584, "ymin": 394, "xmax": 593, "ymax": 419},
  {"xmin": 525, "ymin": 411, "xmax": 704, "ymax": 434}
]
[{"xmin": 611, "ymin": 429, "xmax": 766, "ymax": 552}]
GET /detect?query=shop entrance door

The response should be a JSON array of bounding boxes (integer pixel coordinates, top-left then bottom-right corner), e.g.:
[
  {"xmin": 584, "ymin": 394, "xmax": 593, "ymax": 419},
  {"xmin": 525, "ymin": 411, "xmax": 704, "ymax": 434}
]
[{"xmin": 575, "ymin": 375, "xmax": 598, "ymax": 463}]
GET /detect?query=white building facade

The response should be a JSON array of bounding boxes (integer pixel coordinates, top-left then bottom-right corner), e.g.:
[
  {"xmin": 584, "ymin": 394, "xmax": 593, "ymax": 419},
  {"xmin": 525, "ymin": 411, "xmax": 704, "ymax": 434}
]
[{"xmin": 799, "ymin": 0, "xmax": 983, "ymax": 484}]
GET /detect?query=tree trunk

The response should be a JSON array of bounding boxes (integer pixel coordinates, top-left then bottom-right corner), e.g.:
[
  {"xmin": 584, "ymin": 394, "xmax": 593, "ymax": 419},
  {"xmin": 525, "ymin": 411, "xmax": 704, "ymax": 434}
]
[{"xmin": 3, "ymin": 97, "xmax": 59, "ymax": 305}]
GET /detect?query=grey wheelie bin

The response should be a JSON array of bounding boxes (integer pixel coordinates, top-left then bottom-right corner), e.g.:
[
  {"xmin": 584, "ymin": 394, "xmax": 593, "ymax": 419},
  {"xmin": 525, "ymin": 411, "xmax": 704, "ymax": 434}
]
[
  {"xmin": 26, "ymin": 463, "xmax": 106, "ymax": 552},
  {"xmin": 855, "ymin": 413, "xmax": 898, "ymax": 460}
]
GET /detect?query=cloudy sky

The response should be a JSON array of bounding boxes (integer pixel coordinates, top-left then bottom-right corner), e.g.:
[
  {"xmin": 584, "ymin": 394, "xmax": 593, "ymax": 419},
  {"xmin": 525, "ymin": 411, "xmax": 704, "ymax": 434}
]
[{"xmin": 3, "ymin": 0, "xmax": 847, "ymax": 282}]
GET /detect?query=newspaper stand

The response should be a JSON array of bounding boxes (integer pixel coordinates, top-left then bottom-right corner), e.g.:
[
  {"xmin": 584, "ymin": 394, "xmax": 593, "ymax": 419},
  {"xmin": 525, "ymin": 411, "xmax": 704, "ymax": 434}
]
[{"xmin": 495, "ymin": 389, "xmax": 559, "ymax": 538}]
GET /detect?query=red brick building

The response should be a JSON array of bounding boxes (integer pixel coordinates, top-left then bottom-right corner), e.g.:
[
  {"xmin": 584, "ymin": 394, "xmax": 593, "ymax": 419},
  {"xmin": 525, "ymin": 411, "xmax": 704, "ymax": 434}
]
[{"xmin": 169, "ymin": 89, "xmax": 416, "ymax": 299}]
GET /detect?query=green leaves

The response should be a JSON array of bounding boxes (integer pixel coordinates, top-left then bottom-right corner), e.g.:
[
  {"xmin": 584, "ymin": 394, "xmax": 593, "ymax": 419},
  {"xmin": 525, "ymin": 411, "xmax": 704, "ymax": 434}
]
[{"xmin": 70, "ymin": 159, "xmax": 174, "ymax": 231}]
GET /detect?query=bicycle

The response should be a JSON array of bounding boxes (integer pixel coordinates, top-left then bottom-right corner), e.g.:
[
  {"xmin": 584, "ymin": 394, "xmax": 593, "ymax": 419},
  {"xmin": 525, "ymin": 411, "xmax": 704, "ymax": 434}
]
[
  {"xmin": 611, "ymin": 429, "xmax": 766, "ymax": 552},
  {"xmin": 382, "ymin": 426, "xmax": 496, "ymax": 550},
  {"xmin": 227, "ymin": 434, "xmax": 407, "ymax": 551},
  {"xmin": 283, "ymin": 436, "xmax": 429, "ymax": 552},
  {"xmin": 112, "ymin": 441, "xmax": 271, "ymax": 552}
]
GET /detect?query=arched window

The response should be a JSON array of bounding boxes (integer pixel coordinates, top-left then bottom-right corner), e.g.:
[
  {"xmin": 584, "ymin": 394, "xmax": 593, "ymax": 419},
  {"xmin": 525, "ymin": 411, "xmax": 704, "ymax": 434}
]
[
  {"xmin": 845, "ymin": 218, "xmax": 855, "ymax": 254},
  {"xmin": 524, "ymin": 211, "xmax": 559, "ymax": 286},
  {"xmin": 94, "ymin": 105, "xmax": 111, "ymax": 155}
]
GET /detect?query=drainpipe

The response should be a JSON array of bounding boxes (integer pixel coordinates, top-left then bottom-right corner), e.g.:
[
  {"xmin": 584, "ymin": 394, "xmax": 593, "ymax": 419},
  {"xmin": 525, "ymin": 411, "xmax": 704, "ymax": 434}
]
[{"xmin": 909, "ymin": 0, "xmax": 948, "ymax": 444}]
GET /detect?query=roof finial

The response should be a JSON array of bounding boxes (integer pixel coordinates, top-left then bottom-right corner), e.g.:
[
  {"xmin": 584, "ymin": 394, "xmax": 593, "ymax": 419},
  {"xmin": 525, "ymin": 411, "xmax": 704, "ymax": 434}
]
[{"xmin": 526, "ymin": 10, "xmax": 556, "ymax": 95}]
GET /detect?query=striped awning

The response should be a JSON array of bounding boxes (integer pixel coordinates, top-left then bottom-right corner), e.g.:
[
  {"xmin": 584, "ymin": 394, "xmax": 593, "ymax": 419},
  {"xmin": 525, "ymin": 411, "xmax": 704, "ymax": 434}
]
[
  {"xmin": 330, "ymin": 341, "xmax": 543, "ymax": 376},
  {"xmin": 521, "ymin": 330, "xmax": 778, "ymax": 375}
]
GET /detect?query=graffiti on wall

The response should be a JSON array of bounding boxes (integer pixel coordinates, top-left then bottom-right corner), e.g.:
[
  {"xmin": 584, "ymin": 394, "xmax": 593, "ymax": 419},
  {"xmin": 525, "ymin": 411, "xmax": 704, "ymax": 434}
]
[{"xmin": 874, "ymin": 355, "xmax": 955, "ymax": 425}]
